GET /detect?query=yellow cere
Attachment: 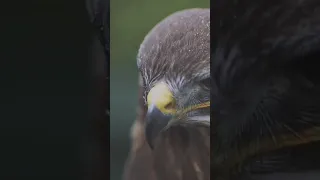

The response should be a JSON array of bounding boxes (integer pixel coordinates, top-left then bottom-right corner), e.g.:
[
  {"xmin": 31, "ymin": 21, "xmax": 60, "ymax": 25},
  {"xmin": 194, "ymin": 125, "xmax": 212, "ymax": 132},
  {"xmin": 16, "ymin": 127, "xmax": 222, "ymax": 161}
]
[
  {"xmin": 147, "ymin": 82, "xmax": 211, "ymax": 115},
  {"xmin": 147, "ymin": 82, "xmax": 176, "ymax": 115}
]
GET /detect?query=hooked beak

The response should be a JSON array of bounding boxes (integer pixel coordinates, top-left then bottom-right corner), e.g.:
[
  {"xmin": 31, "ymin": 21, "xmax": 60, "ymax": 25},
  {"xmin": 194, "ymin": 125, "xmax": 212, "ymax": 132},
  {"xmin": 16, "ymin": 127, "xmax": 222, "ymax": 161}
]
[
  {"xmin": 144, "ymin": 82, "xmax": 211, "ymax": 148},
  {"xmin": 145, "ymin": 82, "xmax": 175, "ymax": 149},
  {"xmin": 145, "ymin": 105, "xmax": 173, "ymax": 149}
]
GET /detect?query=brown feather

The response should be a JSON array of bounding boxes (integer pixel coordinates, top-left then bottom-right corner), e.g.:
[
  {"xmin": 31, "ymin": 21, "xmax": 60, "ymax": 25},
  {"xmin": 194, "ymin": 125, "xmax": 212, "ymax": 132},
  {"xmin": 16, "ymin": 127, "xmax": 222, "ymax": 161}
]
[
  {"xmin": 124, "ymin": 9, "xmax": 210, "ymax": 180},
  {"xmin": 123, "ymin": 75, "xmax": 210, "ymax": 180}
]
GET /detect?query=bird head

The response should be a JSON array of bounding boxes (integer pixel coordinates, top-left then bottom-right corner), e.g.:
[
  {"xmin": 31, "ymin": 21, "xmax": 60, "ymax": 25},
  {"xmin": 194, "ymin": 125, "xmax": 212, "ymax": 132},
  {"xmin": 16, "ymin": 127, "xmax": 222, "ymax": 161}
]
[{"xmin": 136, "ymin": 8, "xmax": 210, "ymax": 148}]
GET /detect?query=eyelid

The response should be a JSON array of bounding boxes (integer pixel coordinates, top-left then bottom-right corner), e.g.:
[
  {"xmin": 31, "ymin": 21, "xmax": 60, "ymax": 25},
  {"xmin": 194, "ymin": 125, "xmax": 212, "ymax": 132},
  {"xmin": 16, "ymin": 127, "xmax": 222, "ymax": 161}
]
[
  {"xmin": 200, "ymin": 77, "xmax": 210, "ymax": 82},
  {"xmin": 200, "ymin": 77, "xmax": 211, "ymax": 88}
]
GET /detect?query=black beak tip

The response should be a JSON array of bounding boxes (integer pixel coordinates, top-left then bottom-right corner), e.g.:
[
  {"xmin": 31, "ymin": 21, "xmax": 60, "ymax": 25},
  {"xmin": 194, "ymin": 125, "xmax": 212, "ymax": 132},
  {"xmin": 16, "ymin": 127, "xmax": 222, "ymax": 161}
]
[{"xmin": 145, "ymin": 106, "xmax": 172, "ymax": 149}]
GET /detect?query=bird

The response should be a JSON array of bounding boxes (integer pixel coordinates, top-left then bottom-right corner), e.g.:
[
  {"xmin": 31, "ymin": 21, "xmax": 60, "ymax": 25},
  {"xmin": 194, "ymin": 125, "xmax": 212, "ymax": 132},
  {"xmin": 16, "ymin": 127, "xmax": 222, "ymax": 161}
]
[
  {"xmin": 211, "ymin": 0, "xmax": 320, "ymax": 179},
  {"xmin": 124, "ymin": 0, "xmax": 320, "ymax": 179},
  {"xmin": 123, "ymin": 8, "xmax": 211, "ymax": 180}
]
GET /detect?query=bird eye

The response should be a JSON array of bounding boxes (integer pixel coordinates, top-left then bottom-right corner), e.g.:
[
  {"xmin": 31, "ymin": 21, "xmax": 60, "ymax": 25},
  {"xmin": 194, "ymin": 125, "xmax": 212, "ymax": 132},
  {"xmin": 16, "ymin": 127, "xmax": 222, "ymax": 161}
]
[{"xmin": 200, "ymin": 78, "xmax": 210, "ymax": 90}]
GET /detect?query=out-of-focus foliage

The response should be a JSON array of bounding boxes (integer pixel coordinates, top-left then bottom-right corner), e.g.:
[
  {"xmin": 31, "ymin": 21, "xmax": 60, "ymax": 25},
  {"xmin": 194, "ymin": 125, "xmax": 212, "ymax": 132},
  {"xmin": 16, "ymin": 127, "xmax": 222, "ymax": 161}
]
[{"xmin": 110, "ymin": 0, "xmax": 209, "ymax": 180}]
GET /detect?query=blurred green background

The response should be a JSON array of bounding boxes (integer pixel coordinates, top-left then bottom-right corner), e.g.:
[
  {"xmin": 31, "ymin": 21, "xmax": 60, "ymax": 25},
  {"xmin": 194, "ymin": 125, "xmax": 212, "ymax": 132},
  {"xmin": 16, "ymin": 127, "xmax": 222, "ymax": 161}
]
[{"xmin": 110, "ymin": 0, "xmax": 209, "ymax": 180}]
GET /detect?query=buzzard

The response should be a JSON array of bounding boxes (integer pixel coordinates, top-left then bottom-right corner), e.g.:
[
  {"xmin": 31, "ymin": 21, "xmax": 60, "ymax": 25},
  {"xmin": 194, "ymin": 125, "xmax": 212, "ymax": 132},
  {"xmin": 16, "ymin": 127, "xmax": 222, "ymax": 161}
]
[
  {"xmin": 124, "ymin": 0, "xmax": 320, "ymax": 179},
  {"xmin": 123, "ymin": 8, "xmax": 210, "ymax": 180},
  {"xmin": 211, "ymin": 0, "xmax": 320, "ymax": 179}
]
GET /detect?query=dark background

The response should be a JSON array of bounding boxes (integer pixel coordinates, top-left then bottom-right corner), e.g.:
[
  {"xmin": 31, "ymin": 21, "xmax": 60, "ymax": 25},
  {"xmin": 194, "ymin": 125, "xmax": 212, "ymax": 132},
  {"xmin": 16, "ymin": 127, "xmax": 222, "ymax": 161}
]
[
  {"xmin": 0, "ymin": 0, "xmax": 108, "ymax": 179},
  {"xmin": 110, "ymin": 0, "xmax": 209, "ymax": 180}
]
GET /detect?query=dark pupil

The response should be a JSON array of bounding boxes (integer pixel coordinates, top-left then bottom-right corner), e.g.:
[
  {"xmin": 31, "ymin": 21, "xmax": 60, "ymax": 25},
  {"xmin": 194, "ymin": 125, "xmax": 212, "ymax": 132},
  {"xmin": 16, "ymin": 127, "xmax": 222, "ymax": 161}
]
[{"xmin": 201, "ymin": 78, "xmax": 210, "ymax": 88}]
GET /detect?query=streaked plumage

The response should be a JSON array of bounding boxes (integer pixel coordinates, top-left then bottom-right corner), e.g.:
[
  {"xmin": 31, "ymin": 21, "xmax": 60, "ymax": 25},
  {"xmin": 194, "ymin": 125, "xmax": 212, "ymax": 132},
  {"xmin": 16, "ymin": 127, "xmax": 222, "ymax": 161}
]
[
  {"xmin": 124, "ymin": 0, "xmax": 320, "ymax": 179},
  {"xmin": 124, "ymin": 9, "xmax": 210, "ymax": 180},
  {"xmin": 212, "ymin": 0, "xmax": 320, "ymax": 179}
]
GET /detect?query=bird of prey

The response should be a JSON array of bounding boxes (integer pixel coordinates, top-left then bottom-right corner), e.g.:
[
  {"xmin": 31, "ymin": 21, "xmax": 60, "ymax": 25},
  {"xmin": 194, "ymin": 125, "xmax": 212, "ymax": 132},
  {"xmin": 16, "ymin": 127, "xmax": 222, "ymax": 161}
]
[
  {"xmin": 211, "ymin": 0, "xmax": 320, "ymax": 179},
  {"xmin": 124, "ymin": 0, "xmax": 320, "ymax": 179},
  {"xmin": 123, "ymin": 8, "xmax": 210, "ymax": 180}
]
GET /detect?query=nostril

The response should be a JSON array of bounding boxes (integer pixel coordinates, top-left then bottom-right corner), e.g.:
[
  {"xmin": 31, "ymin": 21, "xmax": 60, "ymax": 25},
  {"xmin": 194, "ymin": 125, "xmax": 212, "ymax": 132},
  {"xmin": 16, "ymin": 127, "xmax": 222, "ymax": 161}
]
[{"xmin": 164, "ymin": 101, "xmax": 176, "ymax": 110}]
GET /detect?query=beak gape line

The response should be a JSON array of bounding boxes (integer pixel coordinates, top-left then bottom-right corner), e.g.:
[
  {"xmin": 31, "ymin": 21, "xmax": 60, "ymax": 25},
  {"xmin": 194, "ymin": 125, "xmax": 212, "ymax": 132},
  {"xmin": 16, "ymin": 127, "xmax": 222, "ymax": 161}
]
[{"xmin": 144, "ymin": 82, "xmax": 210, "ymax": 148}]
